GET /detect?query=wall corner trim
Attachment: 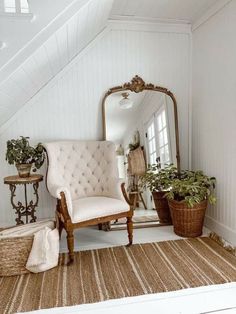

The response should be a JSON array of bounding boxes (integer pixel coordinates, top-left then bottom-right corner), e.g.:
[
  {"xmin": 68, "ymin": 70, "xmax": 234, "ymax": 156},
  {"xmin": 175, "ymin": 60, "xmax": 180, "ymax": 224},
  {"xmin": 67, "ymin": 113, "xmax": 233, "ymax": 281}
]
[{"xmin": 192, "ymin": 0, "xmax": 232, "ymax": 31}]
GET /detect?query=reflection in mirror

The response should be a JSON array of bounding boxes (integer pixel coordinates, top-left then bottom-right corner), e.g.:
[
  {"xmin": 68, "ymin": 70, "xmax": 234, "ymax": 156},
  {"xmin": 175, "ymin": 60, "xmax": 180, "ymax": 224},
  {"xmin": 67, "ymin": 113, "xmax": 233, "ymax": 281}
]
[
  {"xmin": 103, "ymin": 77, "xmax": 179, "ymax": 229},
  {"xmin": 105, "ymin": 91, "xmax": 177, "ymax": 170}
]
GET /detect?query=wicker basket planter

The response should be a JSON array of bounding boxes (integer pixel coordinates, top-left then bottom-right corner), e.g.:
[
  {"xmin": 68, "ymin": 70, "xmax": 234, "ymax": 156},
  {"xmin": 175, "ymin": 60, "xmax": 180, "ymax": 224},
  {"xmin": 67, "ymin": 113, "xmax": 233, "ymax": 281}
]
[
  {"xmin": 0, "ymin": 235, "xmax": 33, "ymax": 277},
  {"xmin": 168, "ymin": 199, "xmax": 207, "ymax": 237},
  {"xmin": 152, "ymin": 191, "xmax": 172, "ymax": 224}
]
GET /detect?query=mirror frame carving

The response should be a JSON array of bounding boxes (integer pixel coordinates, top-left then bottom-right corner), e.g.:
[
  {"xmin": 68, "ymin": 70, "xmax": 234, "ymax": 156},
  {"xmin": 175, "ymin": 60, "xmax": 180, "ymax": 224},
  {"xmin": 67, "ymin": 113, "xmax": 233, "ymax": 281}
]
[{"xmin": 102, "ymin": 75, "xmax": 180, "ymax": 171}]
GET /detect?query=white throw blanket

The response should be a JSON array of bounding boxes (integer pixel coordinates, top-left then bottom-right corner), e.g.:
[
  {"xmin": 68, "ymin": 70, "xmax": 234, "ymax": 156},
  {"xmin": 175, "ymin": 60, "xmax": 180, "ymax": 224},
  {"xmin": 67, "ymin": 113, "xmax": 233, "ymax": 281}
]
[
  {"xmin": 0, "ymin": 219, "xmax": 59, "ymax": 273},
  {"xmin": 26, "ymin": 226, "xmax": 59, "ymax": 273}
]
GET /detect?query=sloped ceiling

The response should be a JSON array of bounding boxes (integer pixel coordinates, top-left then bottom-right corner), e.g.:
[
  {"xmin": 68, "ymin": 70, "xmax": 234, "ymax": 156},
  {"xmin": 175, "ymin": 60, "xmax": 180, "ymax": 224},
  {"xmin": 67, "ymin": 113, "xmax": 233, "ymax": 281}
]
[
  {"xmin": 0, "ymin": 0, "xmax": 113, "ymax": 125},
  {"xmin": 0, "ymin": 0, "xmax": 77, "ymax": 73}
]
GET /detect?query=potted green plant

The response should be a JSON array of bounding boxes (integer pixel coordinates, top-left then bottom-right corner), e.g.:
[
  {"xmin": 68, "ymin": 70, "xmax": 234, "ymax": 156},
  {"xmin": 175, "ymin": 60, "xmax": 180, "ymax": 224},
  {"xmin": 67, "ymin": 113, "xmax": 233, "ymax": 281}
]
[
  {"xmin": 140, "ymin": 164, "xmax": 178, "ymax": 223},
  {"xmin": 165, "ymin": 170, "xmax": 216, "ymax": 237},
  {"xmin": 6, "ymin": 136, "xmax": 45, "ymax": 178}
]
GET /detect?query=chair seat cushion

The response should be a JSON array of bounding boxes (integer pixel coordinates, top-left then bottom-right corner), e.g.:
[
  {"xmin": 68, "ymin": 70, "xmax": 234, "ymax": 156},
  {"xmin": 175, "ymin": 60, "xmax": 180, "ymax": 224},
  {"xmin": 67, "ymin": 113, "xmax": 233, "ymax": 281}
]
[{"xmin": 71, "ymin": 196, "xmax": 130, "ymax": 223}]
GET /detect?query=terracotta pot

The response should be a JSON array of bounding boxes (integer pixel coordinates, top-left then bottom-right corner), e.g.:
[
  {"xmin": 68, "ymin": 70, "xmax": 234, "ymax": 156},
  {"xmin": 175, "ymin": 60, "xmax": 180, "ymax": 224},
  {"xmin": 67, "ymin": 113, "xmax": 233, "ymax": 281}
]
[
  {"xmin": 16, "ymin": 163, "xmax": 32, "ymax": 178},
  {"xmin": 168, "ymin": 199, "xmax": 208, "ymax": 237},
  {"xmin": 152, "ymin": 191, "xmax": 172, "ymax": 224}
]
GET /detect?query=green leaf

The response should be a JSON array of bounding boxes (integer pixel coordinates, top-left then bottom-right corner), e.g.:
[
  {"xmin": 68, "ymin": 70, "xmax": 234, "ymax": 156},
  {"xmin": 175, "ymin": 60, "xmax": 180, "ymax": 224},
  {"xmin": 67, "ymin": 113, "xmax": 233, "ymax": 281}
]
[{"xmin": 6, "ymin": 136, "xmax": 45, "ymax": 170}]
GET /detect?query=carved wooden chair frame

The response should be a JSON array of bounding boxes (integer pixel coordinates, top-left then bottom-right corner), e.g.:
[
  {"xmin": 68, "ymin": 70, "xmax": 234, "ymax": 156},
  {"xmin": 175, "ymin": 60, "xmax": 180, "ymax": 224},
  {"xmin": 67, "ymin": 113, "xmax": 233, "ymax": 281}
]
[{"xmin": 45, "ymin": 153, "xmax": 135, "ymax": 264}]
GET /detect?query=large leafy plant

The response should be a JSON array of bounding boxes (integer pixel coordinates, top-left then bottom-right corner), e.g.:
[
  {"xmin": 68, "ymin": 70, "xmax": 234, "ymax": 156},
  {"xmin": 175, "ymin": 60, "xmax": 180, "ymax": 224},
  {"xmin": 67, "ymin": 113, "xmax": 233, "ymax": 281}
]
[
  {"xmin": 165, "ymin": 170, "xmax": 216, "ymax": 207},
  {"xmin": 140, "ymin": 164, "xmax": 179, "ymax": 192},
  {"xmin": 6, "ymin": 136, "xmax": 45, "ymax": 171},
  {"xmin": 140, "ymin": 164, "xmax": 216, "ymax": 208}
]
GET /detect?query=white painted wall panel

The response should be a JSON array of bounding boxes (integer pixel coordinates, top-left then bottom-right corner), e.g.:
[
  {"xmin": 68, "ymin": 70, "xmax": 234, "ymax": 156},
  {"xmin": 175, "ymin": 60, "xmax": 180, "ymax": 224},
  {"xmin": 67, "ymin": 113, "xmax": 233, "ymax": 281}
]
[
  {"xmin": 0, "ymin": 25, "xmax": 190, "ymax": 226},
  {"xmin": 192, "ymin": 1, "xmax": 236, "ymax": 245}
]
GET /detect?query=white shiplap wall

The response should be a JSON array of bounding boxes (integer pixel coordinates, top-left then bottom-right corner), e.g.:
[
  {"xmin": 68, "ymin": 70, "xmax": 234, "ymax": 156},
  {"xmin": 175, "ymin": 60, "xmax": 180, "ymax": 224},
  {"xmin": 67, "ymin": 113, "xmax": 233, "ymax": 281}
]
[
  {"xmin": 0, "ymin": 22, "xmax": 191, "ymax": 226},
  {"xmin": 192, "ymin": 1, "xmax": 236, "ymax": 245}
]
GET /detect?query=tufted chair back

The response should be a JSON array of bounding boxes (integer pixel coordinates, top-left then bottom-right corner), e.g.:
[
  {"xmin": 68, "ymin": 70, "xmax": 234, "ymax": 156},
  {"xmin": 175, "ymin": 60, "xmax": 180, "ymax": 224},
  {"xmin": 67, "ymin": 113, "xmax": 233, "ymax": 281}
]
[{"xmin": 44, "ymin": 141, "xmax": 119, "ymax": 200}]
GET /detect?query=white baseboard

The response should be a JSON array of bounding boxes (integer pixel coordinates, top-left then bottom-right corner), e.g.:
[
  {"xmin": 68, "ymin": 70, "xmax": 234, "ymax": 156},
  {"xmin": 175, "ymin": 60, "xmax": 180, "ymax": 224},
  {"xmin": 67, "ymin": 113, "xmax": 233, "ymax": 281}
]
[
  {"xmin": 205, "ymin": 215, "xmax": 236, "ymax": 246},
  {"xmin": 0, "ymin": 217, "xmax": 55, "ymax": 229}
]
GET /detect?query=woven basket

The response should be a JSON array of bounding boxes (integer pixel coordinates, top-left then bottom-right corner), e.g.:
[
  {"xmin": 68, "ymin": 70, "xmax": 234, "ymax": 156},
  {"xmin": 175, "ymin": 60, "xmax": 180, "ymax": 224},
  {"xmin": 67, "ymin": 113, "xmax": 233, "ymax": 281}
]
[
  {"xmin": 128, "ymin": 147, "xmax": 146, "ymax": 175},
  {"xmin": 152, "ymin": 191, "xmax": 172, "ymax": 224},
  {"xmin": 168, "ymin": 199, "xmax": 207, "ymax": 237},
  {"xmin": 0, "ymin": 235, "xmax": 33, "ymax": 277}
]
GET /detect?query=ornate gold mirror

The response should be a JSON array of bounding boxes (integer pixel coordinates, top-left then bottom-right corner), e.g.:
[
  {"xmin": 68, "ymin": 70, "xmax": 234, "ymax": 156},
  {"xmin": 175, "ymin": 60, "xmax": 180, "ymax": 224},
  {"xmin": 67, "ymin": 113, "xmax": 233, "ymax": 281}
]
[{"xmin": 102, "ymin": 75, "xmax": 180, "ymax": 228}]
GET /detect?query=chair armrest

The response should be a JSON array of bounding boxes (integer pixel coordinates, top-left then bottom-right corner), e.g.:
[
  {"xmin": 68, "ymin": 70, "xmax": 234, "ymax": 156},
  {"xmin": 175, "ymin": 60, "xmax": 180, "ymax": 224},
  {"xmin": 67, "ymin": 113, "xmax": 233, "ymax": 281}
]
[
  {"xmin": 109, "ymin": 178, "xmax": 132, "ymax": 206},
  {"xmin": 48, "ymin": 184, "xmax": 73, "ymax": 217},
  {"xmin": 121, "ymin": 182, "xmax": 133, "ymax": 206}
]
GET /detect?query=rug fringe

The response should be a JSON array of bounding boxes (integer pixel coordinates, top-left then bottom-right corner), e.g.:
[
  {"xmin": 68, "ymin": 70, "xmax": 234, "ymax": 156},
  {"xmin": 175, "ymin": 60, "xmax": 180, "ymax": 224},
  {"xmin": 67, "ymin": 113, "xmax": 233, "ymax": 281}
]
[{"xmin": 209, "ymin": 232, "xmax": 236, "ymax": 256}]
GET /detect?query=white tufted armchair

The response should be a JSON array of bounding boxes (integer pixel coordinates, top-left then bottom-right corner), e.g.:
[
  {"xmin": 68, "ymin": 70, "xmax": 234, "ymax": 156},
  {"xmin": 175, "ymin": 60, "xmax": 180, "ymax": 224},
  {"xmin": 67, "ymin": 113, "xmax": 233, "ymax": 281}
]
[{"xmin": 44, "ymin": 141, "xmax": 134, "ymax": 263}]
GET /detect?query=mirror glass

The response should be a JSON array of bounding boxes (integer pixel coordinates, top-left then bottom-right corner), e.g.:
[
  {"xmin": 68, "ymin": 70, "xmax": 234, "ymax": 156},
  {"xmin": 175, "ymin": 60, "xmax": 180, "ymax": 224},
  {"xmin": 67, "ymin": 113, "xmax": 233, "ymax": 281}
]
[{"xmin": 104, "ymin": 88, "xmax": 178, "ymax": 228}]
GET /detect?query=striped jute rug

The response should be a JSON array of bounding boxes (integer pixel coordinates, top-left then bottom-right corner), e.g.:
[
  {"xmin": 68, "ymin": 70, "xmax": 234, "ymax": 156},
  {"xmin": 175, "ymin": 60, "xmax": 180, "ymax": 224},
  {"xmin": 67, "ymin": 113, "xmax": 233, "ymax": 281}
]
[{"xmin": 1, "ymin": 237, "xmax": 236, "ymax": 313}]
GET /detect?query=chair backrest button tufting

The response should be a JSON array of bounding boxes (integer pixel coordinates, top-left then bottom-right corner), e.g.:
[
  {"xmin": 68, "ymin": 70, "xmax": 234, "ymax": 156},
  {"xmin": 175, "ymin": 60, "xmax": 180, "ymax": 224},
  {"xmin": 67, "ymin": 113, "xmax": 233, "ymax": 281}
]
[{"xmin": 47, "ymin": 141, "xmax": 117, "ymax": 200}]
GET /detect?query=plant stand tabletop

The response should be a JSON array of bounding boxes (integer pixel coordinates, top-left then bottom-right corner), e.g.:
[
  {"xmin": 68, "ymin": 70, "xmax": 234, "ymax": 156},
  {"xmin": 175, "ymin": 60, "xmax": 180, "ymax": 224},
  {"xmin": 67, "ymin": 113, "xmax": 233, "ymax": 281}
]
[{"xmin": 4, "ymin": 174, "xmax": 43, "ymax": 225}]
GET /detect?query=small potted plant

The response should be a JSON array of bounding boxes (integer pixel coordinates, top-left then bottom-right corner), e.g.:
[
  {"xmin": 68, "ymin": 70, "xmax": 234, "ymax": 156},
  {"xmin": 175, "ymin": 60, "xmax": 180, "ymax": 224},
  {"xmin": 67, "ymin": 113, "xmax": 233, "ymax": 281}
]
[
  {"xmin": 140, "ymin": 164, "xmax": 178, "ymax": 223},
  {"xmin": 6, "ymin": 136, "xmax": 45, "ymax": 178},
  {"xmin": 165, "ymin": 170, "xmax": 216, "ymax": 237}
]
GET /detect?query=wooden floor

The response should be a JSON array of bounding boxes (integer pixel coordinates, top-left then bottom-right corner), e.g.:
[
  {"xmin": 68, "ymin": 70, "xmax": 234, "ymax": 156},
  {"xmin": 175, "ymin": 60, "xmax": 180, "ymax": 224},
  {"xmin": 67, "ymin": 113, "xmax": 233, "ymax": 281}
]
[{"xmin": 59, "ymin": 225, "xmax": 210, "ymax": 252}]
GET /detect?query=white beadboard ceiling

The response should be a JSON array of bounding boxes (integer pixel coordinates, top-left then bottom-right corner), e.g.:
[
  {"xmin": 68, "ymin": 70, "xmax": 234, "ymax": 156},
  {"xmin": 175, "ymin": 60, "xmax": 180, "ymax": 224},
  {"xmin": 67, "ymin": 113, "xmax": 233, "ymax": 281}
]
[
  {"xmin": 111, "ymin": 0, "xmax": 219, "ymax": 23},
  {"xmin": 0, "ymin": 0, "xmax": 113, "ymax": 126},
  {"xmin": 0, "ymin": 0, "xmax": 77, "ymax": 73}
]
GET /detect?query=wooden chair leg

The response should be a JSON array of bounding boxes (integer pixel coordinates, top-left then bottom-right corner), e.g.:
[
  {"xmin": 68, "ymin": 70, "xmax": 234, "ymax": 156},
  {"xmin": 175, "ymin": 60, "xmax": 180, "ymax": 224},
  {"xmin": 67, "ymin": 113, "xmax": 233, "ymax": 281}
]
[
  {"xmin": 105, "ymin": 221, "xmax": 111, "ymax": 232},
  {"xmin": 139, "ymin": 192, "xmax": 147, "ymax": 210},
  {"xmin": 98, "ymin": 223, "xmax": 103, "ymax": 230},
  {"xmin": 127, "ymin": 216, "xmax": 133, "ymax": 246},
  {"xmin": 58, "ymin": 219, "xmax": 63, "ymax": 239},
  {"xmin": 66, "ymin": 230, "xmax": 74, "ymax": 264}
]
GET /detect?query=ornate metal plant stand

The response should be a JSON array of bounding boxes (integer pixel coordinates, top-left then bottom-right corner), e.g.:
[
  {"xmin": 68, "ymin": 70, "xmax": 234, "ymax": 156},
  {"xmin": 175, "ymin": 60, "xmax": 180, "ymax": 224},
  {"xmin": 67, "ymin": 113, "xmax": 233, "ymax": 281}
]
[{"xmin": 4, "ymin": 174, "xmax": 43, "ymax": 225}]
